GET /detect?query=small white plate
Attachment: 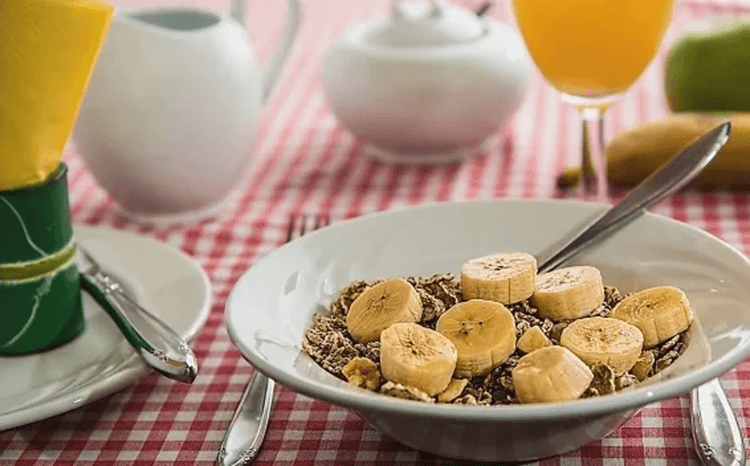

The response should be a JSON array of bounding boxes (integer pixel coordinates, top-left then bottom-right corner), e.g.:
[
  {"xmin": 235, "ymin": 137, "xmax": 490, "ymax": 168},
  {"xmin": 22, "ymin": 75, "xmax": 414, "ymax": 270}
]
[{"xmin": 0, "ymin": 226, "xmax": 211, "ymax": 431}]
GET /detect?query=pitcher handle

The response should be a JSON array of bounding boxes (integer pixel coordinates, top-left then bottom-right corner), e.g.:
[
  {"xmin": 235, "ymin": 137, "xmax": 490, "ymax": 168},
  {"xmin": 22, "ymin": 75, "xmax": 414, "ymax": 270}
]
[{"xmin": 230, "ymin": 0, "xmax": 302, "ymax": 103}]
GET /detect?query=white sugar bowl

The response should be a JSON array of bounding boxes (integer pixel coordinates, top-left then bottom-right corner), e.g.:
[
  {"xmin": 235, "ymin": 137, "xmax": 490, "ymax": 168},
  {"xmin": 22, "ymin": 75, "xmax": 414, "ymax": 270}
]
[{"xmin": 322, "ymin": 0, "xmax": 531, "ymax": 164}]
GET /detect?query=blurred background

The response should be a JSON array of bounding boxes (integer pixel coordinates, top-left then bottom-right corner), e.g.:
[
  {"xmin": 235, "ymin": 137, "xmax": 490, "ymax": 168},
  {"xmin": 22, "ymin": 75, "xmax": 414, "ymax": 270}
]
[{"xmin": 65, "ymin": 0, "xmax": 750, "ymax": 208}]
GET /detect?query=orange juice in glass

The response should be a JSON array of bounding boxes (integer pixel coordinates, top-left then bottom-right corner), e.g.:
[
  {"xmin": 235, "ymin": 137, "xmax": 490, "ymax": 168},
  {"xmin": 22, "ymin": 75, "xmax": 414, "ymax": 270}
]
[{"xmin": 512, "ymin": 0, "xmax": 675, "ymax": 199}]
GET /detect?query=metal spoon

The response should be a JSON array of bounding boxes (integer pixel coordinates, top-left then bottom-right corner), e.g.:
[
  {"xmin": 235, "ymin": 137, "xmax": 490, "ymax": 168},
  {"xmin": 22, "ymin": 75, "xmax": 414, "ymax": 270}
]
[
  {"xmin": 535, "ymin": 121, "xmax": 743, "ymax": 466},
  {"xmin": 536, "ymin": 121, "xmax": 730, "ymax": 273},
  {"xmin": 78, "ymin": 246, "xmax": 198, "ymax": 384}
]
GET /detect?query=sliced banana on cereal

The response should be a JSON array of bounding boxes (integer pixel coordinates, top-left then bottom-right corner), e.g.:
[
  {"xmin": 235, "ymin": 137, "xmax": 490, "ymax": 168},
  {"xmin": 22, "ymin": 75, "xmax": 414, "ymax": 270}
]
[
  {"xmin": 346, "ymin": 278, "xmax": 423, "ymax": 342},
  {"xmin": 437, "ymin": 378, "xmax": 469, "ymax": 403},
  {"xmin": 611, "ymin": 286, "xmax": 693, "ymax": 348},
  {"xmin": 379, "ymin": 323, "xmax": 457, "ymax": 397},
  {"xmin": 461, "ymin": 252, "xmax": 537, "ymax": 304},
  {"xmin": 436, "ymin": 299, "xmax": 516, "ymax": 378},
  {"xmin": 511, "ymin": 346, "xmax": 594, "ymax": 404},
  {"xmin": 517, "ymin": 325, "xmax": 552, "ymax": 354},
  {"xmin": 530, "ymin": 266, "xmax": 604, "ymax": 320},
  {"xmin": 560, "ymin": 317, "xmax": 644, "ymax": 375}
]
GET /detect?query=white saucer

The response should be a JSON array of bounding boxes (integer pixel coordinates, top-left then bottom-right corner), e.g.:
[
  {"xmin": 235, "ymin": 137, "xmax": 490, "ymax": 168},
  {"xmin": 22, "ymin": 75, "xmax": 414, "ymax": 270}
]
[{"xmin": 0, "ymin": 226, "xmax": 211, "ymax": 431}]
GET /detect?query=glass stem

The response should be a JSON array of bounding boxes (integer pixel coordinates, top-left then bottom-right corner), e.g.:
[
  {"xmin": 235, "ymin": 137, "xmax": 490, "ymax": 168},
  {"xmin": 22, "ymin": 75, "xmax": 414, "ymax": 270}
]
[{"xmin": 578, "ymin": 106, "xmax": 609, "ymax": 202}]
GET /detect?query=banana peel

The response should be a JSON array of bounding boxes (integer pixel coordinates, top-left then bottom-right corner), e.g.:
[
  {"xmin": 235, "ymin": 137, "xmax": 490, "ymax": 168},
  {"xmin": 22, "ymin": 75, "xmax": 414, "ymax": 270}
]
[{"xmin": 558, "ymin": 113, "xmax": 750, "ymax": 190}]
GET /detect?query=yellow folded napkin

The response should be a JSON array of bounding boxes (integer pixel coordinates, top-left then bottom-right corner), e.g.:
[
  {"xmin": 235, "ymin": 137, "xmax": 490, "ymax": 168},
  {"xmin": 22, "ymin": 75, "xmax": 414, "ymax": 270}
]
[{"xmin": 0, "ymin": 0, "xmax": 113, "ymax": 189}]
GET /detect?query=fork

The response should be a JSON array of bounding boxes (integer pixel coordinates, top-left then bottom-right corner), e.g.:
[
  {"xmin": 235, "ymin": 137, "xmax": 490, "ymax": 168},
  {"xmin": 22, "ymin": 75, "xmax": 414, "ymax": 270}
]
[{"xmin": 218, "ymin": 214, "xmax": 330, "ymax": 466}]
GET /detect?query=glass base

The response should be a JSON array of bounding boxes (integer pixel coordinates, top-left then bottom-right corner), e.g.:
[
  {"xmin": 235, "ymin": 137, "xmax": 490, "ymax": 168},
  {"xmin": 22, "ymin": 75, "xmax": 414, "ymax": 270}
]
[
  {"xmin": 364, "ymin": 144, "xmax": 482, "ymax": 165},
  {"xmin": 559, "ymin": 94, "xmax": 620, "ymax": 203},
  {"xmin": 560, "ymin": 92, "xmax": 621, "ymax": 110}
]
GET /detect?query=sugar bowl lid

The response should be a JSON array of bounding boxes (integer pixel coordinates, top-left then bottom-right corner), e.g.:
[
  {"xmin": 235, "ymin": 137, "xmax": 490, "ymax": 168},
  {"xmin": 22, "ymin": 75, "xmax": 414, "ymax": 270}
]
[{"xmin": 361, "ymin": 0, "xmax": 487, "ymax": 48}]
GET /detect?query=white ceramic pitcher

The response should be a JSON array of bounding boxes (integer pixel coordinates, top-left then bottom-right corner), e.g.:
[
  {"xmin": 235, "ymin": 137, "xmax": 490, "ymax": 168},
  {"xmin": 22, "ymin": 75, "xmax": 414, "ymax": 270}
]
[{"xmin": 74, "ymin": 0, "xmax": 301, "ymax": 222}]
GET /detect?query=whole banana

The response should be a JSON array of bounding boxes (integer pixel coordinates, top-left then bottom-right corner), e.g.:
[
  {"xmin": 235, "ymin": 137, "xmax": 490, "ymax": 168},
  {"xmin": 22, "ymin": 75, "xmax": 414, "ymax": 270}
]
[{"xmin": 557, "ymin": 113, "xmax": 750, "ymax": 190}]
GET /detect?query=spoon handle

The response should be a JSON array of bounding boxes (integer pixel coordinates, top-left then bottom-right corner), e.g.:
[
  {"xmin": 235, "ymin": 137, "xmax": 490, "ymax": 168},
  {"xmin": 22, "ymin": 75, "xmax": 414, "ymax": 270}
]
[
  {"xmin": 80, "ymin": 272, "xmax": 198, "ymax": 384},
  {"xmin": 691, "ymin": 378, "xmax": 746, "ymax": 466},
  {"xmin": 537, "ymin": 121, "xmax": 730, "ymax": 273}
]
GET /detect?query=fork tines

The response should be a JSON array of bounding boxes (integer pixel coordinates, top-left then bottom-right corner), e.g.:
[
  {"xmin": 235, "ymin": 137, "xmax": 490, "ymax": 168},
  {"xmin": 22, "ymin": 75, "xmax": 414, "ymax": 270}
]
[{"xmin": 285, "ymin": 214, "xmax": 331, "ymax": 242}]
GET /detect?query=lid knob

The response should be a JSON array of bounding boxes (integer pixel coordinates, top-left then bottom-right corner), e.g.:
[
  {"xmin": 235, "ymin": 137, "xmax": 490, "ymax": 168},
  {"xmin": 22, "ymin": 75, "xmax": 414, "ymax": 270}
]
[{"xmin": 362, "ymin": 0, "xmax": 486, "ymax": 48}]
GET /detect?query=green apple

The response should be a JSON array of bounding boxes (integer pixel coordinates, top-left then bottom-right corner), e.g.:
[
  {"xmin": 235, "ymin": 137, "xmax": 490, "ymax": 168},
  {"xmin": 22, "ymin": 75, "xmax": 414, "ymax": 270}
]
[{"xmin": 665, "ymin": 22, "xmax": 750, "ymax": 112}]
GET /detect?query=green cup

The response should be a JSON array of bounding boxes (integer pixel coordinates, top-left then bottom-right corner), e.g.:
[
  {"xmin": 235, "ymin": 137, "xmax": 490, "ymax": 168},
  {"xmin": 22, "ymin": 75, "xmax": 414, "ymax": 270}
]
[{"xmin": 0, "ymin": 163, "xmax": 85, "ymax": 355}]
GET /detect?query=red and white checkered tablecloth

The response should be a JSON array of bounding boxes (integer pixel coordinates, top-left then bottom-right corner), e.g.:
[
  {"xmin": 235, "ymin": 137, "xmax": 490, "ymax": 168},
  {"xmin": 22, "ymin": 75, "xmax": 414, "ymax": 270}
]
[{"xmin": 3, "ymin": 0, "xmax": 750, "ymax": 464}]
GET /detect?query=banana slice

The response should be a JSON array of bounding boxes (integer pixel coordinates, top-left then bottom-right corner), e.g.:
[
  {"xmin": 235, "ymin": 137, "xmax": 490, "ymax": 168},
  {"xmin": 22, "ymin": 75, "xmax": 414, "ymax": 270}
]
[
  {"xmin": 531, "ymin": 266, "xmax": 604, "ymax": 320},
  {"xmin": 517, "ymin": 326, "xmax": 552, "ymax": 354},
  {"xmin": 461, "ymin": 252, "xmax": 537, "ymax": 304},
  {"xmin": 511, "ymin": 346, "xmax": 594, "ymax": 404},
  {"xmin": 436, "ymin": 299, "xmax": 516, "ymax": 377},
  {"xmin": 559, "ymin": 317, "xmax": 644, "ymax": 375},
  {"xmin": 611, "ymin": 286, "xmax": 693, "ymax": 348},
  {"xmin": 346, "ymin": 278, "xmax": 423, "ymax": 342},
  {"xmin": 437, "ymin": 378, "xmax": 469, "ymax": 403},
  {"xmin": 380, "ymin": 322, "xmax": 457, "ymax": 396}
]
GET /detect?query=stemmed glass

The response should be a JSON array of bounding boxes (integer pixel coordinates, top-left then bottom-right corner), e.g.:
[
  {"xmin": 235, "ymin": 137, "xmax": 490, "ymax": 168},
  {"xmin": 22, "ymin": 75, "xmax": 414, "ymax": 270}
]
[{"xmin": 511, "ymin": 0, "xmax": 676, "ymax": 201}]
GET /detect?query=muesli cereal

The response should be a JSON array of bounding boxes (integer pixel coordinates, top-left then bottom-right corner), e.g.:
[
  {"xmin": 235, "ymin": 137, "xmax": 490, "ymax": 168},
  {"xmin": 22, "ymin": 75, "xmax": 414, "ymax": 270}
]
[{"xmin": 303, "ymin": 254, "xmax": 692, "ymax": 405}]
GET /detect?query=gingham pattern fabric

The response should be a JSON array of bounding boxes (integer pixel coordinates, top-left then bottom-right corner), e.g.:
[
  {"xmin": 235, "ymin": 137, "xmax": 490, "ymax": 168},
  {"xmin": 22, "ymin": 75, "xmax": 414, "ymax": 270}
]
[{"xmin": 2, "ymin": 0, "xmax": 750, "ymax": 464}]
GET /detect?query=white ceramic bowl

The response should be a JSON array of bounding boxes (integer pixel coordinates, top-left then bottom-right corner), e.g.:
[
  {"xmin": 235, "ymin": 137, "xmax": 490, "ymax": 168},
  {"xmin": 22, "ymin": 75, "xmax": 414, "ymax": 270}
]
[
  {"xmin": 322, "ymin": 20, "xmax": 531, "ymax": 164},
  {"xmin": 225, "ymin": 199, "xmax": 750, "ymax": 462}
]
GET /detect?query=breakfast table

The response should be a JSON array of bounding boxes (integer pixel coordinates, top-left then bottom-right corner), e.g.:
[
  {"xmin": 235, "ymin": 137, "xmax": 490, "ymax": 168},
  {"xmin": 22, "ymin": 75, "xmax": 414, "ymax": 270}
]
[{"xmin": 2, "ymin": 0, "xmax": 750, "ymax": 464}]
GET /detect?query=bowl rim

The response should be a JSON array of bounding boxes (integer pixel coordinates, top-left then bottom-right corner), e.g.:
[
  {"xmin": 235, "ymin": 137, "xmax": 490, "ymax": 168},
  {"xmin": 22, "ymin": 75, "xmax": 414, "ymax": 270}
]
[{"xmin": 226, "ymin": 198, "xmax": 750, "ymax": 421}]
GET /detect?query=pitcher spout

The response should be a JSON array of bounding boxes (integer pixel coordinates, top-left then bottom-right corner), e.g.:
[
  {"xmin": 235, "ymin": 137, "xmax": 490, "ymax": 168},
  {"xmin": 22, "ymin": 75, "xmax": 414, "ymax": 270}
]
[{"xmin": 115, "ymin": 8, "xmax": 223, "ymax": 34}]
